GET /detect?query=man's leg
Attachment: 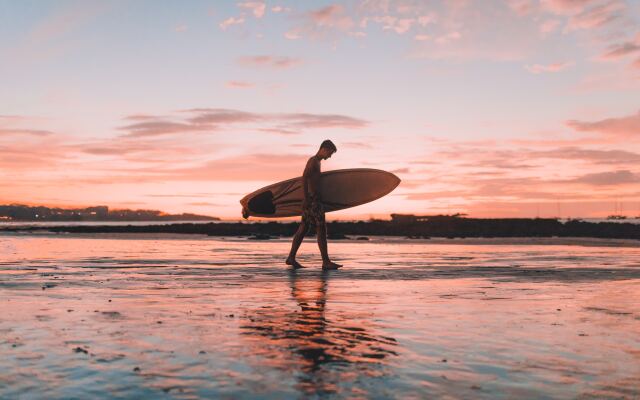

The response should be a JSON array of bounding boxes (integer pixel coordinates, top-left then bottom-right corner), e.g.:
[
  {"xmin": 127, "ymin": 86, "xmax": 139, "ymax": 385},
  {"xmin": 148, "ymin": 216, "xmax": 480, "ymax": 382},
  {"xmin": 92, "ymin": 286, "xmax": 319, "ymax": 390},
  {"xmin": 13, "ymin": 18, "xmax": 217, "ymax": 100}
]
[
  {"xmin": 286, "ymin": 221, "xmax": 307, "ymax": 269},
  {"xmin": 317, "ymin": 223, "xmax": 342, "ymax": 270},
  {"xmin": 317, "ymin": 223, "xmax": 329, "ymax": 262}
]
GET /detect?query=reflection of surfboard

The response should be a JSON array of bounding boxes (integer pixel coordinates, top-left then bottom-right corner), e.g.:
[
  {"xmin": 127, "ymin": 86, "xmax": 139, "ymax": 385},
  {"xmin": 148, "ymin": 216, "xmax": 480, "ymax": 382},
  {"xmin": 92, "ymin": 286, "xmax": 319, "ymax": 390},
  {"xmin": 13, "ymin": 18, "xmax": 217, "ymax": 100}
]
[{"xmin": 240, "ymin": 168, "xmax": 401, "ymax": 219}]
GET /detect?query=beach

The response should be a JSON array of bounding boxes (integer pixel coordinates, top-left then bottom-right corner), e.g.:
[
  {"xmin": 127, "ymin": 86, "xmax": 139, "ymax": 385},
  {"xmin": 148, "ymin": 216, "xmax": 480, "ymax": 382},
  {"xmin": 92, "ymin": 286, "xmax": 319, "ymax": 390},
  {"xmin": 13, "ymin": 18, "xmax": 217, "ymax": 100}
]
[{"xmin": 1, "ymin": 234, "xmax": 639, "ymax": 399}]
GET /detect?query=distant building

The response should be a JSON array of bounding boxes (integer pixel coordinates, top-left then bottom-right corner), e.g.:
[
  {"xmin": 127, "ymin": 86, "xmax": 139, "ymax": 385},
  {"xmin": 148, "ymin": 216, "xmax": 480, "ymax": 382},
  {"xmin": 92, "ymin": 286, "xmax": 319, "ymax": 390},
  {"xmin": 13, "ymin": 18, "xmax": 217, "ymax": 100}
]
[
  {"xmin": 87, "ymin": 206, "xmax": 108, "ymax": 217},
  {"xmin": 390, "ymin": 213, "xmax": 467, "ymax": 223}
]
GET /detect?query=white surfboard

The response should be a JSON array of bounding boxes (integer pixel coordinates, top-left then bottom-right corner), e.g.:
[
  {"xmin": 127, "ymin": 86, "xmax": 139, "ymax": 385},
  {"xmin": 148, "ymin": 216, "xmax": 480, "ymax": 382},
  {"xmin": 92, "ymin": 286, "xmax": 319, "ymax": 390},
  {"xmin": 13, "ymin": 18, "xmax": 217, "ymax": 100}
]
[{"xmin": 240, "ymin": 168, "xmax": 401, "ymax": 218}]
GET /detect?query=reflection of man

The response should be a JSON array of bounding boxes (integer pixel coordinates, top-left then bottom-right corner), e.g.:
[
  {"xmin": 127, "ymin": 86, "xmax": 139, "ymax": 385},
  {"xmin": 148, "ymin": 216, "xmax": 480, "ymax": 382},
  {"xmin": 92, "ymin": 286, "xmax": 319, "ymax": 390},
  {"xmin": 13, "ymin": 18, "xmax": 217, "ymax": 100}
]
[
  {"xmin": 239, "ymin": 271, "xmax": 398, "ymax": 397},
  {"xmin": 286, "ymin": 140, "xmax": 342, "ymax": 270}
]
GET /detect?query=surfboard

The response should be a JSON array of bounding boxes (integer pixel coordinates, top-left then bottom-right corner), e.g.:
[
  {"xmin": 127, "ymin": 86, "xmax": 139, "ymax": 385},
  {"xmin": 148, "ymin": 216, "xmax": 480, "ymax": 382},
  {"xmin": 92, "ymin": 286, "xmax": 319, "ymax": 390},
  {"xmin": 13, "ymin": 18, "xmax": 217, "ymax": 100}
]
[{"xmin": 240, "ymin": 168, "xmax": 401, "ymax": 218}]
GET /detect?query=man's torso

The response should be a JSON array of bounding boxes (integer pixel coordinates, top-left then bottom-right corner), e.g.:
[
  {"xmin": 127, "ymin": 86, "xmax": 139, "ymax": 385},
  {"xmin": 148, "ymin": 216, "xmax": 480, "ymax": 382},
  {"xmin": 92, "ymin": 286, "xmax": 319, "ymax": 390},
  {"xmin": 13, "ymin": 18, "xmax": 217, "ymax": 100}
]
[
  {"xmin": 302, "ymin": 156, "xmax": 325, "ymax": 226},
  {"xmin": 303, "ymin": 156, "xmax": 321, "ymax": 198}
]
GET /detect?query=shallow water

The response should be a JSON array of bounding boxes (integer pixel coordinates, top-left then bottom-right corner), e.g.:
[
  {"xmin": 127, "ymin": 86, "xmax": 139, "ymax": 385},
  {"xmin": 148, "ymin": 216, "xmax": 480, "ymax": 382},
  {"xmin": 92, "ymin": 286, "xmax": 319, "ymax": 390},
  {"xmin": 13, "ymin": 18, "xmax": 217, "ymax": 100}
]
[{"xmin": 1, "ymin": 235, "xmax": 639, "ymax": 399}]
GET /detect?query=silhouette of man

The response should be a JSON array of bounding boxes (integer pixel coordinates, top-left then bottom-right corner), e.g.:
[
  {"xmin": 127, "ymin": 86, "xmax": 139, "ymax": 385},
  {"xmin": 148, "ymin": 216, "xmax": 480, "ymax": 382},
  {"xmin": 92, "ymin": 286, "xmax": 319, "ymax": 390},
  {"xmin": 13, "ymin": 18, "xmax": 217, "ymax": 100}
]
[{"xmin": 286, "ymin": 140, "xmax": 342, "ymax": 270}]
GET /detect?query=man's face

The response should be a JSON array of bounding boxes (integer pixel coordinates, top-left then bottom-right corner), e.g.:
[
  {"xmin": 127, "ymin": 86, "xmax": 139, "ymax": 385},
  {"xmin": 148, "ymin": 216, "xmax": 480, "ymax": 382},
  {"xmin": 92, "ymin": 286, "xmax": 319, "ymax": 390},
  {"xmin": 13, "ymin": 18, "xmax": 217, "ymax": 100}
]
[{"xmin": 320, "ymin": 148, "xmax": 336, "ymax": 160}]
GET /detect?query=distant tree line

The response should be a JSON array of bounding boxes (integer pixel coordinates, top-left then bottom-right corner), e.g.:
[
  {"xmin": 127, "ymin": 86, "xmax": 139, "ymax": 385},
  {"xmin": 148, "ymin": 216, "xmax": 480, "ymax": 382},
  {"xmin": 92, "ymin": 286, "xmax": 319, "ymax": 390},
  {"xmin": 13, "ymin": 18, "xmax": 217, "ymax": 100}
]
[{"xmin": 0, "ymin": 204, "xmax": 218, "ymax": 222}]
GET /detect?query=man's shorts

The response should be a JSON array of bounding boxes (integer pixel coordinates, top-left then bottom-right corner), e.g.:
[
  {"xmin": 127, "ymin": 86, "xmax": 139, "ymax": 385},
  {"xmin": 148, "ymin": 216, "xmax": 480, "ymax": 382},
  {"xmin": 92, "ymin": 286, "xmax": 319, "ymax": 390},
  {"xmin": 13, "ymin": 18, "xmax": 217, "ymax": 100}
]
[{"xmin": 302, "ymin": 196, "xmax": 325, "ymax": 229}]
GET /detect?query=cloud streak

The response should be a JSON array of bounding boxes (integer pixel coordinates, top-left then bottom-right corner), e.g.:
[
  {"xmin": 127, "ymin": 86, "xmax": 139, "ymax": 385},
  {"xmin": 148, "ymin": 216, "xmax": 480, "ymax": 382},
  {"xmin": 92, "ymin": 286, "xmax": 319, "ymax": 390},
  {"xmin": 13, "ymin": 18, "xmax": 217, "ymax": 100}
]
[
  {"xmin": 237, "ymin": 55, "xmax": 303, "ymax": 69},
  {"xmin": 219, "ymin": 16, "xmax": 245, "ymax": 30},
  {"xmin": 237, "ymin": 1, "xmax": 266, "ymax": 18},
  {"xmin": 116, "ymin": 108, "xmax": 369, "ymax": 138},
  {"xmin": 568, "ymin": 169, "xmax": 640, "ymax": 185},
  {"xmin": 525, "ymin": 61, "xmax": 574, "ymax": 74},
  {"xmin": 567, "ymin": 110, "xmax": 640, "ymax": 137}
]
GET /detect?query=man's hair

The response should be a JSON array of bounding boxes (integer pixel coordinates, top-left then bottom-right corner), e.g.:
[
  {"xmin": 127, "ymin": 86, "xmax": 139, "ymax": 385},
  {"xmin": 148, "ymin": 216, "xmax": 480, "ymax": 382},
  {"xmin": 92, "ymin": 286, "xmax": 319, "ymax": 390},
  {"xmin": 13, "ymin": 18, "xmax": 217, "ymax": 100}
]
[{"xmin": 320, "ymin": 140, "xmax": 337, "ymax": 152}]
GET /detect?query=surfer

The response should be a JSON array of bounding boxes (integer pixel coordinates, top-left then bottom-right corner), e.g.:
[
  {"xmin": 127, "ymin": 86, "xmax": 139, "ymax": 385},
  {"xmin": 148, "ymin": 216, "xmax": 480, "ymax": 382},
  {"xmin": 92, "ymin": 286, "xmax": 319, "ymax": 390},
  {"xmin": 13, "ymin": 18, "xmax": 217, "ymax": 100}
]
[{"xmin": 286, "ymin": 140, "xmax": 343, "ymax": 270}]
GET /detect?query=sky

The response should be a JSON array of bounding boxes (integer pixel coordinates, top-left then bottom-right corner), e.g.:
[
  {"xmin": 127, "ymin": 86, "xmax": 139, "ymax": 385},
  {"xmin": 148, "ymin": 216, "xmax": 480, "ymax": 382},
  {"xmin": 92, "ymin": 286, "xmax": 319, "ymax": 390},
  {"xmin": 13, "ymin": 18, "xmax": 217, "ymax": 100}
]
[{"xmin": 1, "ymin": 0, "xmax": 639, "ymax": 220}]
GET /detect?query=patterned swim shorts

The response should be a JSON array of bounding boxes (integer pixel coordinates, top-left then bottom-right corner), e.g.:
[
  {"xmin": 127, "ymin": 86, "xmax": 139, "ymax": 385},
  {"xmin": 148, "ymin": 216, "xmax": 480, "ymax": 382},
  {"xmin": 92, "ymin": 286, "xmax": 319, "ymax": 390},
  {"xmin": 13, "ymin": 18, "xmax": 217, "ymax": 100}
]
[{"xmin": 302, "ymin": 195, "xmax": 325, "ymax": 228}]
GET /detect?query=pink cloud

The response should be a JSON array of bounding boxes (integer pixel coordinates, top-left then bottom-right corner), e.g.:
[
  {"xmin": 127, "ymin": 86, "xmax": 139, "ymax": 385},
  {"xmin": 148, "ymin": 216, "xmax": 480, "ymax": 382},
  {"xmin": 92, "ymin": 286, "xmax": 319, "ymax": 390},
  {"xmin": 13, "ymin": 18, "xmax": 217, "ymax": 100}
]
[
  {"xmin": 174, "ymin": 24, "xmax": 188, "ymax": 32},
  {"xmin": 118, "ymin": 120, "xmax": 212, "ymax": 138},
  {"xmin": 277, "ymin": 113, "xmax": 368, "ymax": 129},
  {"xmin": 0, "ymin": 128, "xmax": 54, "ymax": 137},
  {"xmin": 116, "ymin": 109, "xmax": 368, "ymax": 138},
  {"xmin": 564, "ymin": 0, "xmax": 624, "ymax": 31},
  {"xmin": 434, "ymin": 31, "xmax": 461, "ymax": 44},
  {"xmin": 225, "ymin": 80, "xmax": 255, "ymax": 89},
  {"xmin": 122, "ymin": 114, "xmax": 161, "ymax": 121},
  {"xmin": 284, "ymin": 30, "xmax": 302, "ymax": 40},
  {"xmin": 525, "ymin": 61, "xmax": 574, "ymax": 74},
  {"xmin": 286, "ymin": 4, "xmax": 355, "ymax": 39},
  {"xmin": 531, "ymin": 147, "xmax": 640, "ymax": 164},
  {"xmin": 0, "ymin": 132, "xmax": 69, "ymax": 170},
  {"xmin": 373, "ymin": 16, "xmax": 415, "ymax": 34},
  {"xmin": 237, "ymin": 1, "xmax": 266, "ymax": 18},
  {"xmin": 219, "ymin": 16, "xmax": 245, "ymax": 30},
  {"xmin": 569, "ymin": 169, "xmax": 640, "ymax": 185},
  {"xmin": 0, "ymin": 115, "xmax": 55, "ymax": 137},
  {"xmin": 48, "ymin": 153, "xmax": 311, "ymax": 186},
  {"xmin": 567, "ymin": 110, "xmax": 640, "ymax": 137},
  {"xmin": 163, "ymin": 153, "xmax": 309, "ymax": 182},
  {"xmin": 541, "ymin": 0, "xmax": 599, "ymax": 15},
  {"xmin": 271, "ymin": 6, "xmax": 290, "ymax": 13},
  {"xmin": 341, "ymin": 141, "xmax": 373, "ymax": 149},
  {"xmin": 257, "ymin": 127, "xmax": 299, "ymax": 135},
  {"xmin": 406, "ymin": 190, "xmax": 471, "ymax": 200},
  {"xmin": 539, "ymin": 19, "xmax": 561, "ymax": 34},
  {"xmin": 418, "ymin": 14, "xmax": 437, "ymax": 26},
  {"xmin": 77, "ymin": 138, "xmax": 202, "ymax": 159},
  {"xmin": 237, "ymin": 55, "xmax": 302, "ymax": 69},
  {"xmin": 600, "ymin": 35, "xmax": 640, "ymax": 59},
  {"xmin": 308, "ymin": 4, "xmax": 354, "ymax": 30},
  {"xmin": 507, "ymin": 0, "xmax": 536, "ymax": 16},
  {"xmin": 185, "ymin": 108, "xmax": 262, "ymax": 125}
]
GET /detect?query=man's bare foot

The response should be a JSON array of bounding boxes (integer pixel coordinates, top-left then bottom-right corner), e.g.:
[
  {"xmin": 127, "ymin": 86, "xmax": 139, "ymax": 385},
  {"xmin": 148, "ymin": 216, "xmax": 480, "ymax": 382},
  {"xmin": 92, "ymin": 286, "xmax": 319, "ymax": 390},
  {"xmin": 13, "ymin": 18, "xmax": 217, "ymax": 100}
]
[
  {"xmin": 286, "ymin": 257, "xmax": 305, "ymax": 269},
  {"xmin": 322, "ymin": 260, "xmax": 342, "ymax": 270}
]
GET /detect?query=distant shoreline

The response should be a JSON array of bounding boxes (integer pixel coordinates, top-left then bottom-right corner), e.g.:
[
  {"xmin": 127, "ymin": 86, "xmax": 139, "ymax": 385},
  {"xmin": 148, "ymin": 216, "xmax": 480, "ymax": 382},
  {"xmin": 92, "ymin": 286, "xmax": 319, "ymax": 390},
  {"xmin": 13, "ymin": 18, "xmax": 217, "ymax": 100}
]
[{"xmin": 2, "ymin": 217, "xmax": 640, "ymax": 241}]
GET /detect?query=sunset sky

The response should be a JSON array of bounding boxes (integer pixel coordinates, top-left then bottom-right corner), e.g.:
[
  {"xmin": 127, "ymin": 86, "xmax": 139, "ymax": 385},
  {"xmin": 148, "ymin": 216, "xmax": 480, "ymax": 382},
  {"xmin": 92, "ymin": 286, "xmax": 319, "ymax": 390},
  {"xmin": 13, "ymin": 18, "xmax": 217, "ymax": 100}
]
[{"xmin": 1, "ymin": 0, "xmax": 639, "ymax": 219}]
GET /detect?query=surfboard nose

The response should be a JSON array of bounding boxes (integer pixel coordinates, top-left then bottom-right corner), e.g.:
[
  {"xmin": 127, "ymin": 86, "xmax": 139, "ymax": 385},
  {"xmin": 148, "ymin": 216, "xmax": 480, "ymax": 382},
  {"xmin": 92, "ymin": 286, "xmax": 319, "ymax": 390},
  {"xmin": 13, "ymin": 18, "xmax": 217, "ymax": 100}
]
[
  {"xmin": 390, "ymin": 173, "xmax": 401, "ymax": 188},
  {"xmin": 382, "ymin": 171, "xmax": 401, "ymax": 190}
]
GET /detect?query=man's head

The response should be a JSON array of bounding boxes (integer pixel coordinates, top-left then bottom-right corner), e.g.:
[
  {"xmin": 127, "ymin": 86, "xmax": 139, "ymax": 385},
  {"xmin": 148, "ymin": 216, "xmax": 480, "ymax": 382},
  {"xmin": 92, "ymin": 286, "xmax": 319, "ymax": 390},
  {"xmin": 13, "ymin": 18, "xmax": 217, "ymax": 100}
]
[{"xmin": 317, "ymin": 139, "xmax": 337, "ymax": 160}]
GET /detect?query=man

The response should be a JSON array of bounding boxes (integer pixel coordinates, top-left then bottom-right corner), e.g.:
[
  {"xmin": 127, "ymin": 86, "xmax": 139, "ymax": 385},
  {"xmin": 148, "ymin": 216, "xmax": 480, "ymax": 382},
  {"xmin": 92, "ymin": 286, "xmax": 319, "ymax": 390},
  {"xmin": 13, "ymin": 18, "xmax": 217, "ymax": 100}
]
[{"xmin": 286, "ymin": 140, "xmax": 343, "ymax": 270}]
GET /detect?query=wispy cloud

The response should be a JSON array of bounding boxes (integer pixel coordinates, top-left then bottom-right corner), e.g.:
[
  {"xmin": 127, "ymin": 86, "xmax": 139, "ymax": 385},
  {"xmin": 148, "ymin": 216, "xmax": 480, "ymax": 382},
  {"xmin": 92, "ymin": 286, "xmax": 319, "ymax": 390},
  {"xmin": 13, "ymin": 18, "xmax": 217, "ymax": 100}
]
[
  {"xmin": 0, "ymin": 128, "xmax": 54, "ymax": 137},
  {"xmin": 174, "ymin": 24, "xmax": 188, "ymax": 32},
  {"xmin": 567, "ymin": 110, "xmax": 640, "ymax": 137},
  {"xmin": 219, "ymin": 16, "xmax": 245, "ymax": 30},
  {"xmin": 237, "ymin": 1, "xmax": 266, "ymax": 18},
  {"xmin": 116, "ymin": 108, "xmax": 368, "ymax": 138},
  {"xmin": 540, "ymin": 0, "xmax": 601, "ymax": 15},
  {"xmin": 525, "ymin": 61, "xmax": 574, "ymax": 74},
  {"xmin": 568, "ymin": 169, "xmax": 640, "ymax": 185},
  {"xmin": 600, "ymin": 34, "xmax": 640, "ymax": 60},
  {"xmin": 27, "ymin": 1, "xmax": 109, "ymax": 44},
  {"xmin": 564, "ymin": 0, "xmax": 625, "ymax": 31},
  {"xmin": 531, "ymin": 147, "xmax": 640, "ymax": 164},
  {"xmin": 225, "ymin": 80, "xmax": 255, "ymax": 89},
  {"xmin": 118, "ymin": 120, "xmax": 212, "ymax": 138},
  {"xmin": 308, "ymin": 4, "xmax": 354, "ymax": 31},
  {"xmin": 237, "ymin": 55, "xmax": 303, "ymax": 69}
]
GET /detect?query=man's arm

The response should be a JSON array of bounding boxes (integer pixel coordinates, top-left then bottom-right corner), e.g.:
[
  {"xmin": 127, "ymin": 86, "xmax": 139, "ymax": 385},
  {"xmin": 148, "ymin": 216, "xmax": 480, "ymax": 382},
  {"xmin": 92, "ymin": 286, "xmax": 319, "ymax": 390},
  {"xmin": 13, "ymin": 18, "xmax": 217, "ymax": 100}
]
[{"xmin": 302, "ymin": 158, "xmax": 314, "ymax": 202}]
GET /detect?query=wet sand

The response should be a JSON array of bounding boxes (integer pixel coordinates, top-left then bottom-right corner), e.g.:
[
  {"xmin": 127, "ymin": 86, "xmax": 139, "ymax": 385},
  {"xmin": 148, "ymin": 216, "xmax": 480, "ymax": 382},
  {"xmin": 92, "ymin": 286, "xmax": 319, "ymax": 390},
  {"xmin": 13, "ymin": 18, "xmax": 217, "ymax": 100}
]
[{"xmin": 1, "ymin": 235, "xmax": 639, "ymax": 399}]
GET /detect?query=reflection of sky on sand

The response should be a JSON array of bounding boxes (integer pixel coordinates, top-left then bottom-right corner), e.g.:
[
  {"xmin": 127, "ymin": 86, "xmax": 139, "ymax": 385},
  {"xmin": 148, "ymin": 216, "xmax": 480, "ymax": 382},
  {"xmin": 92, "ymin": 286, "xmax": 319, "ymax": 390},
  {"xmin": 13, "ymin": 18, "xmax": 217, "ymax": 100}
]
[
  {"xmin": 0, "ymin": 235, "xmax": 639, "ymax": 398},
  {"xmin": 239, "ymin": 271, "xmax": 398, "ymax": 397}
]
